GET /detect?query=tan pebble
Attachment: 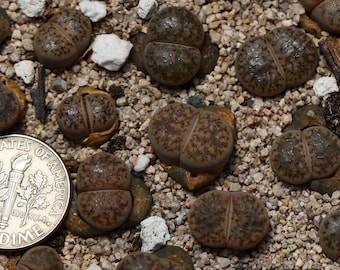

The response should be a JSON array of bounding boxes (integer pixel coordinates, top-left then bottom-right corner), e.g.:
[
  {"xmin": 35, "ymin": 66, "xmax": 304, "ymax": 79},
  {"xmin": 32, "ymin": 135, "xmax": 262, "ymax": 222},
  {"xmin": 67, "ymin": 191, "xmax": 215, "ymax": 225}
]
[
  {"xmin": 262, "ymin": 108, "xmax": 272, "ymax": 116},
  {"xmin": 281, "ymin": 114, "xmax": 292, "ymax": 126},
  {"xmin": 295, "ymin": 258, "xmax": 304, "ymax": 267},
  {"xmin": 209, "ymin": 21, "xmax": 220, "ymax": 29},
  {"xmin": 22, "ymin": 38, "xmax": 33, "ymax": 51},
  {"xmin": 246, "ymin": 115, "xmax": 258, "ymax": 126}
]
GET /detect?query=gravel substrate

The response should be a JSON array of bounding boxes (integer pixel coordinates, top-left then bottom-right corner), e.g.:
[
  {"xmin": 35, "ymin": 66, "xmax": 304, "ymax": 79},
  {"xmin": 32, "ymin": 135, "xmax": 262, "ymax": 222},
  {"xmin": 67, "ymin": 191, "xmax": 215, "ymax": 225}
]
[{"xmin": 0, "ymin": 0, "xmax": 340, "ymax": 269}]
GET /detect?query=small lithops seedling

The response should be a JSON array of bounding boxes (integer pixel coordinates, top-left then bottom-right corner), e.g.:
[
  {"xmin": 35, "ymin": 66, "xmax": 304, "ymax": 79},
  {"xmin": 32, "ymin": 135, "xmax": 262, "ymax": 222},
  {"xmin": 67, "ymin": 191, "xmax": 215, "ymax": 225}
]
[
  {"xmin": 15, "ymin": 245, "xmax": 63, "ymax": 270},
  {"xmin": 318, "ymin": 208, "xmax": 340, "ymax": 263},
  {"xmin": 148, "ymin": 103, "xmax": 235, "ymax": 190},
  {"xmin": 76, "ymin": 152, "xmax": 132, "ymax": 231},
  {"xmin": 0, "ymin": 6, "xmax": 11, "ymax": 45},
  {"xmin": 56, "ymin": 87, "xmax": 118, "ymax": 146},
  {"xmin": 235, "ymin": 27, "xmax": 318, "ymax": 97},
  {"xmin": 33, "ymin": 9, "xmax": 92, "ymax": 69},
  {"xmin": 188, "ymin": 190, "xmax": 269, "ymax": 250},
  {"xmin": 0, "ymin": 79, "xmax": 27, "ymax": 133},
  {"xmin": 284, "ymin": 105, "xmax": 326, "ymax": 131},
  {"xmin": 116, "ymin": 248, "xmax": 193, "ymax": 270},
  {"xmin": 299, "ymin": 0, "xmax": 340, "ymax": 35},
  {"xmin": 129, "ymin": 7, "xmax": 219, "ymax": 86},
  {"xmin": 270, "ymin": 126, "xmax": 340, "ymax": 185}
]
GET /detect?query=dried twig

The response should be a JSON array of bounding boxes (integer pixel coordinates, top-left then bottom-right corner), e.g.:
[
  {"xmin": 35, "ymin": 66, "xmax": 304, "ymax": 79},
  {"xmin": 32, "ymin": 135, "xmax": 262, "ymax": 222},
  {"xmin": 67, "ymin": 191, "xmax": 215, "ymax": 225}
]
[
  {"xmin": 319, "ymin": 39, "xmax": 340, "ymax": 86},
  {"xmin": 31, "ymin": 67, "xmax": 47, "ymax": 123}
]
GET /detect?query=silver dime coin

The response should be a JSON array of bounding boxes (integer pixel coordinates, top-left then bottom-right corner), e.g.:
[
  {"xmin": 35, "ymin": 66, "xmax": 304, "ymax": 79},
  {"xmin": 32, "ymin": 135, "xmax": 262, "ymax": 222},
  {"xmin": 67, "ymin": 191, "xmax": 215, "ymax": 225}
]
[{"xmin": 0, "ymin": 134, "xmax": 71, "ymax": 250}]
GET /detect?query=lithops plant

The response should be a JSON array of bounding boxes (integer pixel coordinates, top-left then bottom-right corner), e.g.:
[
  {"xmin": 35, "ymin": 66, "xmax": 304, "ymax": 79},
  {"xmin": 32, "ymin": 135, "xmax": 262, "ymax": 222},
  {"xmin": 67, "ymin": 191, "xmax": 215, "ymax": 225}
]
[
  {"xmin": 148, "ymin": 103, "xmax": 235, "ymax": 190},
  {"xmin": 284, "ymin": 105, "xmax": 326, "ymax": 131},
  {"xmin": 299, "ymin": 0, "xmax": 340, "ymax": 35},
  {"xmin": 270, "ymin": 126, "xmax": 340, "ymax": 185},
  {"xmin": 56, "ymin": 87, "xmax": 118, "ymax": 146},
  {"xmin": 129, "ymin": 7, "xmax": 219, "ymax": 86},
  {"xmin": 76, "ymin": 152, "xmax": 132, "ymax": 231},
  {"xmin": 235, "ymin": 27, "xmax": 318, "ymax": 97},
  {"xmin": 117, "ymin": 246, "xmax": 194, "ymax": 270},
  {"xmin": 0, "ymin": 79, "xmax": 27, "ymax": 133},
  {"xmin": 74, "ymin": 152, "xmax": 152, "ymax": 233},
  {"xmin": 0, "ymin": 6, "xmax": 11, "ymax": 45},
  {"xmin": 33, "ymin": 9, "xmax": 92, "ymax": 69},
  {"xmin": 188, "ymin": 191, "xmax": 269, "ymax": 250},
  {"xmin": 64, "ymin": 176, "xmax": 152, "ymax": 238},
  {"xmin": 64, "ymin": 178, "xmax": 152, "ymax": 237},
  {"xmin": 318, "ymin": 208, "xmax": 340, "ymax": 263},
  {"xmin": 15, "ymin": 245, "xmax": 63, "ymax": 270}
]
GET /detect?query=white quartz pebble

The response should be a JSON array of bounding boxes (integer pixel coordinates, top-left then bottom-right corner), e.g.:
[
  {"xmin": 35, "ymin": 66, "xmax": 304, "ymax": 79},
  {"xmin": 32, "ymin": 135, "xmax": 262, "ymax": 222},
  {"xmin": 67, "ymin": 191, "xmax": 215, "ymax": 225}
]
[
  {"xmin": 79, "ymin": 0, "xmax": 107, "ymax": 22},
  {"xmin": 17, "ymin": 0, "xmax": 47, "ymax": 18},
  {"xmin": 137, "ymin": 0, "xmax": 158, "ymax": 19},
  {"xmin": 14, "ymin": 60, "xmax": 35, "ymax": 84},
  {"xmin": 313, "ymin": 76, "xmax": 339, "ymax": 97},
  {"xmin": 134, "ymin": 155, "xmax": 150, "ymax": 172},
  {"xmin": 140, "ymin": 216, "xmax": 170, "ymax": 252},
  {"xmin": 86, "ymin": 264, "xmax": 102, "ymax": 270},
  {"xmin": 92, "ymin": 34, "xmax": 133, "ymax": 71}
]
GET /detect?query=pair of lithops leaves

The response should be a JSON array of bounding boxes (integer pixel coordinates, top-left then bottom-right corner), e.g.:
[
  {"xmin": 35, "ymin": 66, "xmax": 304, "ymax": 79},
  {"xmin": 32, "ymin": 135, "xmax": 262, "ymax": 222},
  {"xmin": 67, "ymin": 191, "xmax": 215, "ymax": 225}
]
[
  {"xmin": 270, "ymin": 105, "xmax": 340, "ymax": 186},
  {"xmin": 0, "ymin": 79, "xmax": 26, "ymax": 134},
  {"xmin": 33, "ymin": 9, "xmax": 92, "ymax": 69},
  {"xmin": 235, "ymin": 26, "xmax": 318, "ymax": 97},
  {"xmin": 148, "ymin": 102, "xmax": 236, "ymax": 190},
  {"xmin": 117, "ymin": 245, "xmax": 194, "ymax": 270},
  {"xmin": 64, "ymin": 152, "xmax": 152, "ymax": 237},
  {"xmin": 56, "ymin": 87, "xmax": 119, "ymax": 146},
  {"xmin": 129, "ymin": 6, "xmax": 219, "ymax": 86},
  {"xmin": 282, "ymin": 105, "xmax": 339, "ymax": 195},
  {"xmin": 188, "ymin": 190, "xmax": 269, "ymax": 250}
]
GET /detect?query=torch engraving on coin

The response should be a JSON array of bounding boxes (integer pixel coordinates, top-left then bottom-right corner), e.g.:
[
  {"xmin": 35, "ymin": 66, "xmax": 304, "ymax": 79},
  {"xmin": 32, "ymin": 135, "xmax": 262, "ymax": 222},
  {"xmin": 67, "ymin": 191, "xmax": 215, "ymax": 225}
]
[{"xmin": 0, "ymin": 135, "xmax": 70, "ymax": 250}]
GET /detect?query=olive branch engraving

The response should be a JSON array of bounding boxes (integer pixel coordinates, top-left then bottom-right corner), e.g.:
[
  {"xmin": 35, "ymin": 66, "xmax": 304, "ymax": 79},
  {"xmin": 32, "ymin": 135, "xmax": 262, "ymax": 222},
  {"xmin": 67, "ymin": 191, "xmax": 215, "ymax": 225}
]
[
  {"xmin": 16, "ymin": 170, "xmax": 53, "ymax": 227},
  {"xmin": 0, "ymin": 162, "xmax": 9, "ymax": 201}
]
